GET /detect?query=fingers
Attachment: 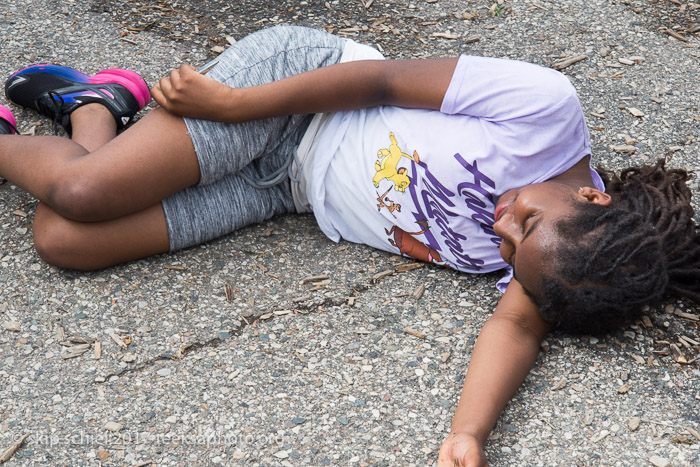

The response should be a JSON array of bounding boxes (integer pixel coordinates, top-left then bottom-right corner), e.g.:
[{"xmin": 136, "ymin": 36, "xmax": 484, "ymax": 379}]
[{"xmin": 151, "ymin": 65, "xmax": 192, "ymax": 109}]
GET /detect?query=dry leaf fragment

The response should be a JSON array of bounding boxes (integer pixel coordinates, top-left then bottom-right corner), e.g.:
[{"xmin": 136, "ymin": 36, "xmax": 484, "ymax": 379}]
[
  {"xmin": 403, "ymin": 328, "xmax": 426, "ymax": 339},
  {"xmin": 0, "ymin": 433, "xmax": 30, "ymax": 463},
  {"xmin": 686, "ymin": 426, "xmax": 700, "ymax": 441},
  {"xmin": 624, "ymin": 135, "xmax": 638, "ymax": 145},
  {"xmin": 618, "ymin": 57, "xmax": 635, "ymax": 65},
  {"xmin": 61, "ymin": 344, "xmax": 91, "ymax": 359},
  {"xmin": 617, "ymin": 384, "xmax": 631, "ymax": 394},
  {"xmin": 551, "ymin": 55, "xmax": 587, "ymax": 70},
  {"xmin": 258, "ymin": 313, "xmax": 273, "ymax": 320},
  {"xmin": 224, "ymin": 284, "xmax": 233, "ymax": 302},
  {"xmin": 631, "ymin": 354, "xmax": 646, "ymax": 364},
  {"xmin": 432, "ymin": 32, "xmax": 460, "ymax": 40},
  {"xmin": 98, "ymin": 450, "xmax": 111, "ymax": 460},
  {"xmin": 674, "ymin": 310, "xmax": 699, "ymax": 321},
  {"xmin": 372, "ymin": 270, "xmax": 394, "ymax": 282},
  {"xmin": 681, "ymin": 335, "xmax": 699, "ymax": 345},
  {"xmin": 412, "ymin": 284, "xmax": 426, "ymax": 301},
  {"xmin": 464, "ymin": 35, "xmax": 481, "ymax": 44},
  {"xmin": 396, "ymin": 263, "xmax": 424, "ymax": 273},
  {"xmin": 12, "ymin": 209, "xmax": 28, "ymax": 218},
  {"xmin": 627, "ymin": 107, "xmax": 645, "ymax": 117},
  {"xmin": 302, "ymin": 274, "xmax": 329, "ymax": 284},
  {"xmin": 94, "ymin": 341, "xmax": 102, "ymax": 360},
  {"xmin": 551, "ymin": 377, "xmax": 567, "ymax": 391},
  {"xmin": 670, "ymin": 343, "xmax": 687, "ymax": 364},
  {"xmin": 612, "ymin": 145, "xmax": 637, "ymax": 154},
  {"xmin": 107, "ymin": 330, "xmax": 128, "ymax": 349},
  {"xmin": 164, "ymin": 264, "xmax": 185, "ymax": 271},
  {"xmin": 664, "ymin": 29, "xmax": 688, "ymax": 42}
]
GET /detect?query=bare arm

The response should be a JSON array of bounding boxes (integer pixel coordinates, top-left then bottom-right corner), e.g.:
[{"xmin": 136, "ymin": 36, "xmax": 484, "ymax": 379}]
[
  {"xmin": 150, "ymin": 58, "xmax": 458, "ymax": 122},
  {"xmin": 438, "ymin": 280, "xmax": 553, "ymax": 466}
]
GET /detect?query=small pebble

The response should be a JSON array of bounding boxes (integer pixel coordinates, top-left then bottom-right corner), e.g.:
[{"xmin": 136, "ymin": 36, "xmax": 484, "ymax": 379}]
[{"xmin": 104, "ymin": 421, "xmax": 122, "ymax": 432}]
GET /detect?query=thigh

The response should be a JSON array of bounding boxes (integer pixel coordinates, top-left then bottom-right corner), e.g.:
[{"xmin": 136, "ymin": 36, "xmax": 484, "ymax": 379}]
[
  {"xmin": 185, "ymin": 26, "xmax": 346, "ymax": 185},
  {"xmin": 63, "ymin": 108, "xmax": 201, "ymax": 220},
  {"xmin": 162, "ymin": 171, "xmax": 296, "ymax": 251}
]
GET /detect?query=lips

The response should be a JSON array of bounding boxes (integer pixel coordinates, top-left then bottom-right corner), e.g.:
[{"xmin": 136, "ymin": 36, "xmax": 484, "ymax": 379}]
[{"xmin": 494, "ymin": 202, "xmax": 510, "ymax": 222}]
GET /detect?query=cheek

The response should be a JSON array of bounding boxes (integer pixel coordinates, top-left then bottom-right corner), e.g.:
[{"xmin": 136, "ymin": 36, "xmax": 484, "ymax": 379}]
[{"xmin": 498, "ymin": 239, "xmax": 512, "ymax": 262}]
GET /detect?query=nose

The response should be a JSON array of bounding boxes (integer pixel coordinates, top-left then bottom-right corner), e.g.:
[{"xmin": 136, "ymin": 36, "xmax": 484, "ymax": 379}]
[{"xmin": 493, "ymin": 213, "xmax": 519, "ymax": 243}]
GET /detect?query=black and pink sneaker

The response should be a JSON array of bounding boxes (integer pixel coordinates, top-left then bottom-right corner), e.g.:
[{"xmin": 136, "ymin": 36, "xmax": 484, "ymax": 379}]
[
  {"xmin": 5, "ymin": 64, "xmax": 150, "ymax": 134},
  {"xmin": 0, "ymin": 105, "xmax": 17, "ymax": 135},
  {"xmin": 0, "ymin": 105, "xmax": 18, "ymax": 184}
]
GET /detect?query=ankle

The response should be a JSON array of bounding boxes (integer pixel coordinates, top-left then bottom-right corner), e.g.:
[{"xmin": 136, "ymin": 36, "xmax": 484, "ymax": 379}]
[{"xmin": 70, "ymin": 104, "xmax": 117, "ymax": 133}]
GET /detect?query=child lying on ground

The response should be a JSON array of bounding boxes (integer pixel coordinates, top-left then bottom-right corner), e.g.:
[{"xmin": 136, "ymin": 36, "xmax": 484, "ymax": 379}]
[{"xmin": 1, "ymin": 26, "xmax": 698, "ymax": 466}]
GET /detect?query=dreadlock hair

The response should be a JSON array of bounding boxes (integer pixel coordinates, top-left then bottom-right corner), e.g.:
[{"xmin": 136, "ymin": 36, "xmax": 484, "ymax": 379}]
[{"xmin": 537, "ymin": 159, "xmax": 700, "ymax": 334}]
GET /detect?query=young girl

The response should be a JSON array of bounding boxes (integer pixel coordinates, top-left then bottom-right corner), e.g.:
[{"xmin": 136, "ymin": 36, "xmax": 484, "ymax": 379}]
[{"xmin": 1, "ymin": 26, "xmax": 698, "ymax": 466}]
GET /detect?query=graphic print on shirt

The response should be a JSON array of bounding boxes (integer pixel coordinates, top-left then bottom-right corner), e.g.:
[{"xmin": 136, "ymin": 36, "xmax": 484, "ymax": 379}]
[
  {"xmin": 372, "ymin": 132, "xmax": 501, "ymax": 271},
  {"xmin": 376, "ymin": 187, "xmax": 402, "ymax": 219},
  {"xmin": 385, "ymin": 222, "xmax": 445, "ymax": 265},
  {"xmin": 372, "ymin": 132, "xmax": 420, "ymax": 192}
]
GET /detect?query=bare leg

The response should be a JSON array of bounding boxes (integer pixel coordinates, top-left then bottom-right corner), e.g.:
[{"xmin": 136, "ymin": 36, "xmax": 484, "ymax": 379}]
[
  {"xmin": 1, "ymin": 104, "xmax": 195, "ymax": 268},
  {"xmin": 69, "ymin": 103, "xmax": 118, "ymax": 152},
  {"xmin": 33, "ymin": 202, "xmax": 170, "ymax": 270},
  {"xmin": 0, "ymin": 106, "xmax": 200, "ymax": 221}
]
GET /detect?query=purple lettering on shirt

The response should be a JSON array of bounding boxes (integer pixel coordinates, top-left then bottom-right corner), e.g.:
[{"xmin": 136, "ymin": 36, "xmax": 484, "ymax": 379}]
[
  {"xmin": 409, "ymin": 159, "xmax": 486, "ymax": 271},
  {"xmin": 453, "ymin": 155, "xmax": 501, "ymax": 246}
]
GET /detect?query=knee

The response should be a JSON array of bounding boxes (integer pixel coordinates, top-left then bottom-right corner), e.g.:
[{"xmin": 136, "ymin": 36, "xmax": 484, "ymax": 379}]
[
  {"xmin": 45, "ymin": 177, "xmax": 108, "ymax": 221},
  {"xmin": 33, "ymin": 206, "xmax": 92, "ymax": 270}
]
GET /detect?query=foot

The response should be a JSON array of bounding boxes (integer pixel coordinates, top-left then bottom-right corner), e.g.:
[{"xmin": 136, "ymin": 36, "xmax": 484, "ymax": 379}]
[
  {"xmin": 0, "ymin": 105, "xmax": 18, "ymax": 184},
  {"xmin": 4, "ymin": 64, "xmax": 150, "ymax": 134},
  {"xmin": 0, "ymin": 104, "xmax": 17, "ymax": 135}
]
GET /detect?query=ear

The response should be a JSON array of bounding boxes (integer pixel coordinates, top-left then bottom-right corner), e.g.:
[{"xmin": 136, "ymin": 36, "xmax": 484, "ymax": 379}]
[{"xmin": 578, "ymin": 186, "xmax": 612, "ymax": 206}]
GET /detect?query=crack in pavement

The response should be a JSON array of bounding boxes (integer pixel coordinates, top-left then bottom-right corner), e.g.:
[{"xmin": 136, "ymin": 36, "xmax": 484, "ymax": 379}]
[{"xmin": 94, "ymin": 282, "xmax": 376, "ymax": 383}]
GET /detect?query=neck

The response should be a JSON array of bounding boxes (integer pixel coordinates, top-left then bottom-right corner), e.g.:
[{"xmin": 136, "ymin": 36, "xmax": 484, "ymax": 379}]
[{"xmin": 549, "ymin": 155, "xmax": 595, "ymax": 188}]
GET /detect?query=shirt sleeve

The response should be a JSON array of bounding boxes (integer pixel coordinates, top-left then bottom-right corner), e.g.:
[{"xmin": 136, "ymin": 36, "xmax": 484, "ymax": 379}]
[
  {"xmin": 441, "ymin": 55, "xmax": 579, "ymax": 120},
  {"xmin": 441, "ymin": 55, "xmax": 590, "ymax": 166}
]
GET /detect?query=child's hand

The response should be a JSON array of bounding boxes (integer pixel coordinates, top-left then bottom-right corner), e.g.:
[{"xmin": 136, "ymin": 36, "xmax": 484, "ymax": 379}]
[
  {"xmin": 151, "ymin": 64, "xmax": 234, "ymax": 121},
  {"xmin": 437, "ymin": 432, "xmax": 488, "ymax": 467}
]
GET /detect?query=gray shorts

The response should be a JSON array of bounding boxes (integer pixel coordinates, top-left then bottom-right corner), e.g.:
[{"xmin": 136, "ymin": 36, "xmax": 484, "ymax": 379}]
[{"xmin": 161, "ymin": 26, "xmax": 345, "ymax": 251}]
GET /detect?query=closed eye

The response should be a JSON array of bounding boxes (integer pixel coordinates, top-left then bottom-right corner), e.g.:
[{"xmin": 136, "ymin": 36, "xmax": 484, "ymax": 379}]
[{"xmin": 521, "ymin": 213, "xmax": 543, "ymax": 243}]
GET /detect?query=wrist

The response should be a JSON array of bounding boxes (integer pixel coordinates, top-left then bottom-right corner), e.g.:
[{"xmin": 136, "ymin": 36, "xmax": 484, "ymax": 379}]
[{"xmin": 449, "ymin": 422, "xmax": 490, "ymax": 445}]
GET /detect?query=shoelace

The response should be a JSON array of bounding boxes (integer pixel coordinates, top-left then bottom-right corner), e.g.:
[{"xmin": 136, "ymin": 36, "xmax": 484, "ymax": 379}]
[{"xmin": 35, "ymin": 91, "xmax": 67, "ymax": 135}]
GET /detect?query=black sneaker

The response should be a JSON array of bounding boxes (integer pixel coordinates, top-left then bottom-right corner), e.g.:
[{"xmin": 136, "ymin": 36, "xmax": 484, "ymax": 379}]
[
  {"xmin": 5, "ymin": 64, "xmax": 150, "ymax": 134},
  {"xmin": 0, "ymin": 104, "xmax": 17, "ymax": 135},
  {"xmin": 0, "ymin": 105, "xmax": 17, "ymax": 184}
]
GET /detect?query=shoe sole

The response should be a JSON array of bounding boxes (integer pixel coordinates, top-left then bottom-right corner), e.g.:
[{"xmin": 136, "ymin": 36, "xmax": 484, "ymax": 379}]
[
  {"xmin": 0, "ymin": 106, "xmax": 17, "ymax": 134},
  {"xmin": 7, "ymin": 64, "xmax": 150, "ymax": 110}
]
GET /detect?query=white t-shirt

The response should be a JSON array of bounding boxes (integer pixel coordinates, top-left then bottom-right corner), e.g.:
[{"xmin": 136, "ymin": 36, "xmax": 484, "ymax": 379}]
[{"xmin": 299, "ymin": 51, "xmax": 601, "ymax": 290}]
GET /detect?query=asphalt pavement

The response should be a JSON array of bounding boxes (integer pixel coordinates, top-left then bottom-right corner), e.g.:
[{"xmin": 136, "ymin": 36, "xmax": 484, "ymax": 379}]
[{"xmin": 1, "ymin": 0, "xmax": 698, "ymax": 465}]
